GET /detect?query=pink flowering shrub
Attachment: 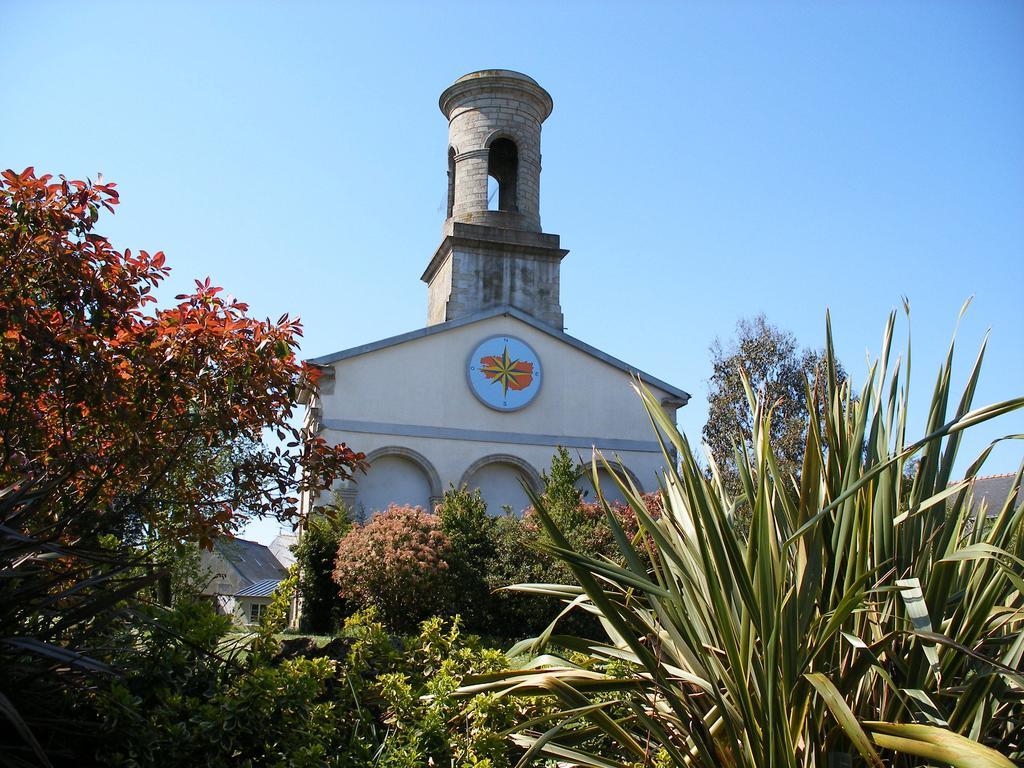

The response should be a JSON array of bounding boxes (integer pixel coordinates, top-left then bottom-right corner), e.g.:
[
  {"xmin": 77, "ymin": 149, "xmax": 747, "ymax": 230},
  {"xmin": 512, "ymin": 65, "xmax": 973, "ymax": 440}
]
[
  {"xmin": 333, "ymin": 505, "xmax": 452, "ymax": 632},
  {"xmin": 520, "ymin": 492, "xmax": 661, "ymax": 553}
]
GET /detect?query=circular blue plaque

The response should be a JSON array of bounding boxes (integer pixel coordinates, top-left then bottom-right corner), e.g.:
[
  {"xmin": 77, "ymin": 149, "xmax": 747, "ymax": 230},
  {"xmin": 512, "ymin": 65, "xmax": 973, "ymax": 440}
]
[{"xmin": 467, "ymin": 336, "xmax": 542, "ymax": 412}]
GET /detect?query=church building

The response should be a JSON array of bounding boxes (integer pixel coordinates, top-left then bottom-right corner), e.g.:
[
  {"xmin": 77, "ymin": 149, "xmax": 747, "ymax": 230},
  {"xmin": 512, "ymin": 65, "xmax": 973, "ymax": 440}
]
[{"xmin": 302, "ymin": 70, "xmax": 689, "ymax": 517}]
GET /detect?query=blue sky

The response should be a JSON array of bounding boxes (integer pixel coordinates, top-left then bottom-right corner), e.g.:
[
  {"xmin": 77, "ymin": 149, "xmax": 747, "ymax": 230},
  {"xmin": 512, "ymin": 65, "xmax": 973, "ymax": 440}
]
[{"xmin": 3, "ymin": 1, "xmax": 1022, "ymax": 544}]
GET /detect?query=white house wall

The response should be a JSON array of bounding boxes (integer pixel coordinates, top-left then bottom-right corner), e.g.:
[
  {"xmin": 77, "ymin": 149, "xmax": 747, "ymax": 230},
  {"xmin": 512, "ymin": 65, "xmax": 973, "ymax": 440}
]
[
  {"xmin": 319, "ymin": 315, "xmax": 668, "ymax": 442},
  {"xmin": 315, "ymin": 314, "xmax": 674, "ymax": 515},
  {"xmin": 198, "ymin": 548, "xmax": 244, "ymax": 597}
]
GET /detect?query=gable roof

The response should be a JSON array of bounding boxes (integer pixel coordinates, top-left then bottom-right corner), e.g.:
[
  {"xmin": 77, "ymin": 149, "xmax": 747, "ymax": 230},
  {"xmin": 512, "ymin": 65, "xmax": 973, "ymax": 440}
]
[
  {"xmin": 213, "ymin": 538, "xmax": 287, "ymax": 585},
  {"xmin": 307, "ymin": 305, "xmax": 690, "ymax": 404}
]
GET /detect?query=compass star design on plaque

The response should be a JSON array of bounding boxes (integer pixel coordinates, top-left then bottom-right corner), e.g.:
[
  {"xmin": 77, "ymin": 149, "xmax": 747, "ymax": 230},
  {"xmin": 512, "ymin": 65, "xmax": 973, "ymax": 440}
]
[{"xmin": 467, "ymin": 336, "xmax": 542, "ymax": 412}]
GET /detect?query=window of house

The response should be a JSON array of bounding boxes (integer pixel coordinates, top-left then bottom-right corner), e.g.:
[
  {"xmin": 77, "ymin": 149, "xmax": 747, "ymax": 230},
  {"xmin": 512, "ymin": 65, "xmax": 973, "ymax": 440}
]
[{"xmin": 248, "ymin": 602, "xmax": 266, "ymax": 625}]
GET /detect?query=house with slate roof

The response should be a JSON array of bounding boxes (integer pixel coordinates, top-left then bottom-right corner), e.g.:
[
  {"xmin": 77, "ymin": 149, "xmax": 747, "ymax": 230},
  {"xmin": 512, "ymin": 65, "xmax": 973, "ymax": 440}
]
[{"xmin": 199, "ymin": 537, "xmax": 288, "ymax": 626}]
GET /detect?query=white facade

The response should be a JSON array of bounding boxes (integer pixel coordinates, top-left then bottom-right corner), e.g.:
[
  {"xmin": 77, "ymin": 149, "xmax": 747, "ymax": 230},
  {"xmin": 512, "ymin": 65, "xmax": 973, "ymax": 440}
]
[
  {"xmin": 301, "ymin": 71, "xmax": 689, "ymax": 517},
  {"xmin": 305, "ymin": 308, "xmax": 687, "ymax": 517}
]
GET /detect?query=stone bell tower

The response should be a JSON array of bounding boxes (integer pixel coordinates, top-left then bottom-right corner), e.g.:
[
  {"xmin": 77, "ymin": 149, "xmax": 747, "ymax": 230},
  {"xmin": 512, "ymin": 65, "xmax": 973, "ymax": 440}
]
[{"xmin": 422, "ymin": 70, "xmax": 568, "ymax": 329}]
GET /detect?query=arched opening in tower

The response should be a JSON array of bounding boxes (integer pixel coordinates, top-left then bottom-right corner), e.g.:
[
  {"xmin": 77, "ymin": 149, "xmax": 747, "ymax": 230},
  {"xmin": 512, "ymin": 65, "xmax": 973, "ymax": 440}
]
[
  {"xmin": 487, "ymin": 138, "xmax": 518, "ymax": 213},
  {"xmin": 446, "ymin": 147, "xmax": 456, "ymax": 219}
]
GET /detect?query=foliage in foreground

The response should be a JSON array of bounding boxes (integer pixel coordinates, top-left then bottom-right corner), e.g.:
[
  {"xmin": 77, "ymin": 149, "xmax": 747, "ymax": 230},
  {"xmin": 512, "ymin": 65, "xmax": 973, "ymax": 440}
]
[
  {"xmin": 0, "ymin": 479, "xmax": 156, "ymax": 767},
  {"xmin": 461, "ymin": 309, "xmax": 1024, "ymax": 767},
  {"xmin": 92, "ymin": 603, "xmax": 547, "ymax": 768}
]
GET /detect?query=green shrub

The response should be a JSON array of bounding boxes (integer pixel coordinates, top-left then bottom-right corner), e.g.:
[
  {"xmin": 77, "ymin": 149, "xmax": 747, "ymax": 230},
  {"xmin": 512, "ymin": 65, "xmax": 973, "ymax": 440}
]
[
  {"xmin": 371, "ymin": 615, "xmax": 535, "ymax": 768},
  {"xmin": 436, "ymin": 485, "xmax": 493, "ymax": 633},
  {"xmin": 294, "ymin": 505, "xmax": 352, "ymax": 634},
  {"xmin": 92, "ymin": 599, "xmax": 555, "ymax": 767},
  {"xmin": 95, "ymin": 600, "xmax": 374, "ymax": 768},
  {"xmin": 421, "ymin": 448, "xmax": 660, "ymax": 641},
  {"xmin": 483, "ymin": 511, "xmax": 554, "ymax": 638},
  {"xmin": 333, "ymin": 505, "xmax": 451, "ymax": 633},
  {"xmin": 320, "ymin": 451, "xmax": 656, "ymax": 642},
  {"xmin": 483, "ymin": 448, "xmax": 657, "ymax": 640},
  {"xmin": 540, "ymin": 445, "xmax": 586, "ymax": 529}
]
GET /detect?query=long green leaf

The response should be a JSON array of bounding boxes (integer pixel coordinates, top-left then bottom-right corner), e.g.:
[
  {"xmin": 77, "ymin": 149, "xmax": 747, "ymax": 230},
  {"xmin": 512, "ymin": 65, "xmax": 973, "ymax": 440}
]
[
  {"xmin": 865, "ymin": 722, "xmax": 1015, "ymax": 767},
  {"xmin": 806, "ymin": 673, "xmax": 884, "ymax": 768}
]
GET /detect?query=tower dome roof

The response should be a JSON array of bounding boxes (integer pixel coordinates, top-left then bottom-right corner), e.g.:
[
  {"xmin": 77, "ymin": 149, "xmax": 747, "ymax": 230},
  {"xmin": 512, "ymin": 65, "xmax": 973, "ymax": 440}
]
[{"xmin": 439, "ymin": 69, "xmax": 553, "ymax": 121}]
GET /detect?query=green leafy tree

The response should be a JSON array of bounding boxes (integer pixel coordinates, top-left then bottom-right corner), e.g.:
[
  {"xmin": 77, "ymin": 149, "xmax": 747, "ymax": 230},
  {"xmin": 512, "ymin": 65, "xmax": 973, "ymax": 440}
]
[
  {"xmin": 485, "ymin": 447, "xmax": 605, "ymax": 639},
  {"xmin": 703, "ymin": 315, "xmax": 846, "ymax": 529}
]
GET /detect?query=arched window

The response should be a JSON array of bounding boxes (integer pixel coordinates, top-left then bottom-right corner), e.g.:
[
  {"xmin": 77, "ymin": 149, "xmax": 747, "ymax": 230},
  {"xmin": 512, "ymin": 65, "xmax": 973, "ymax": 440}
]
[
  {"xmin": 487, "ymin": 138, "xmax": 518, "ymax": 213},
  {"xmin": 575, "ymin": 466, "xmax": 643, "ymax": 506},
  {"xmin": 356, "ymin": 447, "xmax": 442, "ymax": 517},
  {"xmin": 460, "ymin": 454, "xmax": 541, "ymax": 516},
  {"xmin": 446, "ymin": 147, "xmax": 456, "ymax": 219}
]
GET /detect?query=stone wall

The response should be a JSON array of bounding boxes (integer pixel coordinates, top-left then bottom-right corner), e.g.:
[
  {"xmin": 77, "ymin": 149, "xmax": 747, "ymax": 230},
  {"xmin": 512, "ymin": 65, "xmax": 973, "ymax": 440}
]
[
  {"xmin": 441, "ymin": 70, "xmax": 551, "ymax": 232},
  {"xmin": 423, "ymin": 221, "xmax": 566, "ymax": 328}
]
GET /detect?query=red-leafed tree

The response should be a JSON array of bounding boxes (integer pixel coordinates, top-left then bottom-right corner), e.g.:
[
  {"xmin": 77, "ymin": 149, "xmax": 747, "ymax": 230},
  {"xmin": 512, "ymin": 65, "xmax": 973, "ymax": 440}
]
[{"xmin": 0, "ymin": 167, "xmax": 365, "ymax": 546}]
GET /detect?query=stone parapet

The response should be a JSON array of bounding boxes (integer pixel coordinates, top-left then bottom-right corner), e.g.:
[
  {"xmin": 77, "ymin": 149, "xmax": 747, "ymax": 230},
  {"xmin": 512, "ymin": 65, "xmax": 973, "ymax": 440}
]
[{"xmin": 422, "ymin": 222, "xmax": 566, "ymax": 330}]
